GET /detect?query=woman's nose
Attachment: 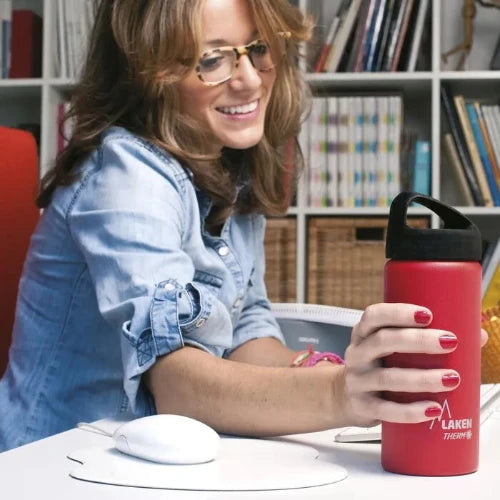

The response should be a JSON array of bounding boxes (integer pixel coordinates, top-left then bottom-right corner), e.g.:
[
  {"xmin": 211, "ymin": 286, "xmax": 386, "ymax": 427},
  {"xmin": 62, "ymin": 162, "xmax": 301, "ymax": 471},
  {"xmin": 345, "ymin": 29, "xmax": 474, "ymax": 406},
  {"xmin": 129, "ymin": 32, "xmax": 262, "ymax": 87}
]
[{"xmin": 229, "ymin": 54, "xmax": 262, "ymax": 90}]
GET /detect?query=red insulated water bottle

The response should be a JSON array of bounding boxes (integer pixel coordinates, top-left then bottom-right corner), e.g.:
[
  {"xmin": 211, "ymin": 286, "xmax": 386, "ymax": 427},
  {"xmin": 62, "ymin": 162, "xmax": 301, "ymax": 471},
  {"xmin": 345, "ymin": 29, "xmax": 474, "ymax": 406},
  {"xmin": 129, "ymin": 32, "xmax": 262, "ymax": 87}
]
[{"xmin": 382, "ymin": 192, "xmax": 482, "ymax": 476}]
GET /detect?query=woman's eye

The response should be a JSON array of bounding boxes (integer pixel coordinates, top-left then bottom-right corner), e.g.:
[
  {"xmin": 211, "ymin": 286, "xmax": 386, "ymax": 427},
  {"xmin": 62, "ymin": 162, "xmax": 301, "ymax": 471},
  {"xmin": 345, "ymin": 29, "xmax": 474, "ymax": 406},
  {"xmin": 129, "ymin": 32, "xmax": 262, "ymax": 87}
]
[
  {"xmin": 251, "ymin": 43, "xmax": 268, "ymax": 56},
  {"xmin": 199, "ymin": 55, "xmax": 225, "ymax": 71}
]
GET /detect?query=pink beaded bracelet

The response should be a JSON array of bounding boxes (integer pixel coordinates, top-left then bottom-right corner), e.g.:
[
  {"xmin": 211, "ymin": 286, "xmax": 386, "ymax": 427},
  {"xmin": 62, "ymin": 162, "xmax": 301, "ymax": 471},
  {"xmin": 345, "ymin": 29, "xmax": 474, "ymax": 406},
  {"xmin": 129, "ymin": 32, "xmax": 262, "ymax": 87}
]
[{"xmin": 290, "ymin": 345, "xmax": 344, "ymax": 368}]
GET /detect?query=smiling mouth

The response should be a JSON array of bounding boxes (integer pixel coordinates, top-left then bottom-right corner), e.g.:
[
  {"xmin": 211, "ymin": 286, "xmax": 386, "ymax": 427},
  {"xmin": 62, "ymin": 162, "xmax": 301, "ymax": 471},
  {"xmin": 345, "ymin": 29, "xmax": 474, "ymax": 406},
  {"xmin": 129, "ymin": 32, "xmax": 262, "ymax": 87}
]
[{"xmin": 216, "ymin": 100, "xmax": 259, "ymax": 115}]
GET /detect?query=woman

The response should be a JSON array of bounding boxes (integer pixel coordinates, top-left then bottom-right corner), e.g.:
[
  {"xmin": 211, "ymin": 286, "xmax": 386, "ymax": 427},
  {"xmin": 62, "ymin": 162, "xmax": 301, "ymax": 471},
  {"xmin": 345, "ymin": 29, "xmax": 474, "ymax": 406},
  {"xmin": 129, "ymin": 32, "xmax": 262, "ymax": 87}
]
[{"xmin": 0, "ymin": 0, "xmax": 478, "ymax": 451}]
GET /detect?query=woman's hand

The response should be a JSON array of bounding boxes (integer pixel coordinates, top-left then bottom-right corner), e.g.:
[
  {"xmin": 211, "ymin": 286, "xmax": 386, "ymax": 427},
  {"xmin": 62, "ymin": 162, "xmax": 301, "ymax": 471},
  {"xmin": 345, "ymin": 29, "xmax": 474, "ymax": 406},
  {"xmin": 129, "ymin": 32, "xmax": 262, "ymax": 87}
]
[{"xmin": 340, "ymin": 303, "xmax": 476, "ymax": 428}]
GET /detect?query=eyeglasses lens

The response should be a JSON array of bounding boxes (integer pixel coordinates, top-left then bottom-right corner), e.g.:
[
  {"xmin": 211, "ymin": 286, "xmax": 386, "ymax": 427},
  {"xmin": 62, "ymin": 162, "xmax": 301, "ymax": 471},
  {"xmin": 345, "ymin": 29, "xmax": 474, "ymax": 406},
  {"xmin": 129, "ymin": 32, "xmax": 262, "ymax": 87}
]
[{"xmin": 199, "ymin": 42, "xmax": 275, "ymax": 84}]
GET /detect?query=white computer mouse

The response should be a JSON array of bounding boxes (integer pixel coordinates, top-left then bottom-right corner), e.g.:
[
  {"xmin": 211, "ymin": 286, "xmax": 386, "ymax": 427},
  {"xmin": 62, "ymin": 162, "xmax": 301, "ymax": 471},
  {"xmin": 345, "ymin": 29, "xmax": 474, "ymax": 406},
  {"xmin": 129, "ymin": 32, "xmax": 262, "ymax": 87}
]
[{"xmin": 112, "ymin": 414, "xmax": 220, "ymax": 464}]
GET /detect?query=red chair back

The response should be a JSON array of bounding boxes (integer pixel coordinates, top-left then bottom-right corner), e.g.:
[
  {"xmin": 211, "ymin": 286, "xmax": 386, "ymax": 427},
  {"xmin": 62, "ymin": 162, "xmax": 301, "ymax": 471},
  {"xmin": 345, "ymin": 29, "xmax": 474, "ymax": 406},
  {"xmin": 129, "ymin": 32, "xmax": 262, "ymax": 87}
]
[{"xmin": 0, "ymin": 127, "xmax": 39, "ymax": 375}]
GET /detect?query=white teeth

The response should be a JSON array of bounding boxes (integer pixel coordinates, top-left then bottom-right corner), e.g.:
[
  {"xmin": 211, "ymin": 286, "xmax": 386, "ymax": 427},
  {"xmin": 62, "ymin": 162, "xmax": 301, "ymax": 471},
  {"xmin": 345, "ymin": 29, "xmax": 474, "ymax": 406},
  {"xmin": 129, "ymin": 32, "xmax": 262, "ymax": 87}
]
[{"xmin": 218, "ymin": 100, "xmax": 258, "ymax": 115}]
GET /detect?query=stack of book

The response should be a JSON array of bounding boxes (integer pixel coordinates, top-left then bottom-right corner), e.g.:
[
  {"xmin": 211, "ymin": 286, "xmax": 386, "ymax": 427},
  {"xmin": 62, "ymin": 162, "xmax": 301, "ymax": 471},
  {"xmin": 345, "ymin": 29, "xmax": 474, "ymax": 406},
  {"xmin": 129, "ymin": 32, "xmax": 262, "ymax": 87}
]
[
  {"xmin": 0, "ymin": 2, "xmax": 42, "ymax": 79},
  {"xmin": 441, "ymin": 85, "xmax": 500, "ymax": 207},
  {"xmin": 314, "ymin": 0, "xmax": 430, "ymax": 73},
  {"xmin": 305, "ymin": 94, "xmax": 405, "ymax": 208}
]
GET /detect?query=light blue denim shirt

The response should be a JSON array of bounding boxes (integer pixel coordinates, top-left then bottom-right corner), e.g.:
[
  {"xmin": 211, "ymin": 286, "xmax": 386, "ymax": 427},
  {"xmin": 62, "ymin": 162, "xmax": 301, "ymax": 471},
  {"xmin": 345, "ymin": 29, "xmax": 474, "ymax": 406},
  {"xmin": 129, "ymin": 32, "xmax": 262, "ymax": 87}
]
[{"xmin": 0, "ymin": 126, "xmax": 284, "ymax": 451}]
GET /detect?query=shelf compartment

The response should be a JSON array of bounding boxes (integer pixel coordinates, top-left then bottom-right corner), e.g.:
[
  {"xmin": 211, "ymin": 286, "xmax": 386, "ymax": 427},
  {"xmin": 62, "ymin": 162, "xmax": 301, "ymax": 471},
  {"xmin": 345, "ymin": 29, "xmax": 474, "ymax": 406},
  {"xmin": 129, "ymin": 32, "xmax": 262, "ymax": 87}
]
[
  {"xmin": 264, "ymin": 217, "xmax": 297, "ymax": 303},
  {"xmin": 307, "ymin": 216, "xmax": 428, "ymax": 310}
]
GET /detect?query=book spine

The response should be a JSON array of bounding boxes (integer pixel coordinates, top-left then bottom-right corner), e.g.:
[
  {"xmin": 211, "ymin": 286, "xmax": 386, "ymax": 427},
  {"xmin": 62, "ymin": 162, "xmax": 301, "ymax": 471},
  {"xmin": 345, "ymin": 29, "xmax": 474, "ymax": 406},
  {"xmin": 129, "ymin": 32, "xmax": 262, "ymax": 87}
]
[
  {"xmin": 365, "ymin": 0, "xmax": 387, "ymax": 72},
  {"xmin": 406, "ymin": 0, "xmax": 429, "ymax": 71},
  {"xmin": 354, "ymin": 0, "xmax": 378, "ymax": 72},
  {"xmin": 315, "ymin": 0, "xmax": 351, "ymax": 72},
  {"xmin": 337, "ymin": 97, "xmax": 350, "ymax": 207},
  {"xmin": 345, "ymin": 0, "xmax": 371, "ymax": 72},
  {"xmin": 474, "ymin": 102, "xmax": 500, "ymax": 192},
  {"xmin": 442, "ymin": 133, "xmax": 475, "ymax": 206},
  {"xmin": 390, "ymin": 0, "xmax": 415, "ymax": 71},
  {"xmin": 466, "ymin": 103, "xmax": 500, "ymax": 205},
  {"xmin": 382, "ymin": 0, "xmax": 407, "ymax": 71},
  {"xmin": 454, "ymin": 95, "xmax": 493, "ymax": 206},
  {"xmin": 326, "ymin": 96, "xmax": 339, "ymax": 206},
  {"xmin": 374, "ymin": 0, "xmax": 396, "ymax": 71},
  {"xmin": 324, "ymin": 0, "xmax": 363, "ymax": 73},
  {"xmin": 308, "ymin": 97, "xmax": 328, "ymax": 207},
  {"xmin": 362, "ymin": 96, "xmax": 377, "ymax": 206},
  {"xmin": 387, "ymin": 96, "xmax": 402, "ymax": 204},
  {"xmin": 376, "ymin": 96, "xmax": 390, "ymax": 206},
  {"xmin": 440, "ymin": 85, "xmax": 483, "ymax": 206},
  {"xmin": 491, "ymin": 106, "xmax": 500, "ymax": 166},
  {"xmin": 353, "ymin": 96, "xmax": 364, "ymax": 207},
  {"xmin": 413, "ymin": 140, "xmax": 431, "ymax": 196},
  {"xmin": 346, "ymin": 96, "xmax": 356, "ymax": 207},
  {"xmin": 482, "ymin": 105, "xmax": 500, "ymax": 172}
]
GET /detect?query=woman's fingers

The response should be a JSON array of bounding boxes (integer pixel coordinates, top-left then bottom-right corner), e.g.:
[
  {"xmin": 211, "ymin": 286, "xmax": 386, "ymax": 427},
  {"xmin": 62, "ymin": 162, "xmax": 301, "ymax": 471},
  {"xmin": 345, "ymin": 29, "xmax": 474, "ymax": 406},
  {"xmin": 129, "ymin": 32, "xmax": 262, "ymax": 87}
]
[
  {"xmin": 351, "ymin": 303, "xmax": 432, "ymax": 345},
  {"xmin": 346, "ymin": 327, "xmax": 457, "ymax": 367},
  {"xmin": 356, "ymin": 395, "xmax": 446, "ymax": 424},
  {"xmin": 347, "ymin": 367, "xmax": 460, "ymax": 393}
]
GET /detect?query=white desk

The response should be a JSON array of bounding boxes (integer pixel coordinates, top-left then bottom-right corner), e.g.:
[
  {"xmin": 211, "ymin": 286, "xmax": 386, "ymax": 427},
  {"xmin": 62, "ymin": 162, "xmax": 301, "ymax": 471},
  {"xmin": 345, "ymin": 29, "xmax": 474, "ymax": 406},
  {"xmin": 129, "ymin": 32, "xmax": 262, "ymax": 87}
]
[{"xmin": 1, "ymin": 411, "xmax": 500, "ymax": 500}]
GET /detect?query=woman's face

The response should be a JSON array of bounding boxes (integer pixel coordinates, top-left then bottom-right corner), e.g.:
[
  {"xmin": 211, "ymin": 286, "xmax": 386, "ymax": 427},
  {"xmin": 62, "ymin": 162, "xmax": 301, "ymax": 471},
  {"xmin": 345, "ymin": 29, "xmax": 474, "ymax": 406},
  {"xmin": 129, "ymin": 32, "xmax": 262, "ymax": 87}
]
[{"xmin": 177, "ymin": 0, "xmax": 276, "ymax": 152}]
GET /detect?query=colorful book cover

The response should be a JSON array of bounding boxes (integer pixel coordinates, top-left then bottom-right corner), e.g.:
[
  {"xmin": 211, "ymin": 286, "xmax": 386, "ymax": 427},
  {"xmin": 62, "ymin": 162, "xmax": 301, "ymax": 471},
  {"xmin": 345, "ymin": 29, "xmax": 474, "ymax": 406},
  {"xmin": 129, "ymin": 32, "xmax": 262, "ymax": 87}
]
[
  {"xmin": 466, "ymin": 102, "xmax": 500, "ymax": 206},
  {"xmin": 474, "ymin": 102, "xmax": 500, "ymax": 192},
  {"xmin": 454, "ymin": 95, "xmax": 493, "ymax": 207},
  {"xmin": 413, "ymin": 140, "xmax": 431, "ymax": 196}
]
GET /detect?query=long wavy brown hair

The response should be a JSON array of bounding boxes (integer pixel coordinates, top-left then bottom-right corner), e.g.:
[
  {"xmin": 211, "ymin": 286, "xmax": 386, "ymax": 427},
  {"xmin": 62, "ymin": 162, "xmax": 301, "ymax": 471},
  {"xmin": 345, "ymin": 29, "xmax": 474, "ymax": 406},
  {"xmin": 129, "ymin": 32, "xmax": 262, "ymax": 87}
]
[{"xmin": 37, "ymin": 0, "xmax": 313, "ymax": 230}]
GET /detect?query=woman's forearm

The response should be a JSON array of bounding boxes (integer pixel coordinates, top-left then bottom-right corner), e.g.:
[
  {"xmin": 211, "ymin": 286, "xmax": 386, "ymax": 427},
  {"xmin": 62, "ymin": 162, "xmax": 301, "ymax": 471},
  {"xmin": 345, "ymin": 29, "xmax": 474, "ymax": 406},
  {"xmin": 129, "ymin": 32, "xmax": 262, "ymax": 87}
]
[
  {"xmin": 227, "ymin": 337, "xmax": 296, "ymax": 367},
  {"xmin": 145, "ymin": 346, "xmax": 348, "ymax": 437}
]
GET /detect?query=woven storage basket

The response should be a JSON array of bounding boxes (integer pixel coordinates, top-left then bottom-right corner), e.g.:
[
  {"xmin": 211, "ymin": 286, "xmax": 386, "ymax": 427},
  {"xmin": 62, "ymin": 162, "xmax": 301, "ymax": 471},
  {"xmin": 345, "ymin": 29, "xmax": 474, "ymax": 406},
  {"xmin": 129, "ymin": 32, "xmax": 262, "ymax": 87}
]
[
  {"xmin": 307, "ymin": 217, "xmax": 429, "ymax": 310},
  {"xmin": 264, "ymin": 218, "xmax": 296, "ymax": 303},
  {"xmin": 481, "ymin": 305, "xmax": 500, "ymax": 383}
]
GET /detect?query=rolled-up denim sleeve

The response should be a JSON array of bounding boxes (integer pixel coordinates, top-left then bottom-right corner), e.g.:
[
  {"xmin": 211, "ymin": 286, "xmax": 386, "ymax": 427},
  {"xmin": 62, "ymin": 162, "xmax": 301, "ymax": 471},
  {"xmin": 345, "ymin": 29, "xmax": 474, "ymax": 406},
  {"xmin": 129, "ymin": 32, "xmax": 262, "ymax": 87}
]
[
  {"xmin": 225, "ymin": 215, "xmax": 285, "ymax": 356},
  {"xmin": 67, "ymin": 137, "xmax": 232, "ymax": 412}
]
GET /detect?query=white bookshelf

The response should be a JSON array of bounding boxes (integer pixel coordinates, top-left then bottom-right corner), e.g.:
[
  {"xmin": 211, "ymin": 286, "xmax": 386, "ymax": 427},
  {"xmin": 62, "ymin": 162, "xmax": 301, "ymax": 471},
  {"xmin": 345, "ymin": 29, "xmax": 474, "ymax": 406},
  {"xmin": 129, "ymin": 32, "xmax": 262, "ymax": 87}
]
[
  {"xmin": 291, "ymin": 0, "xmax": 500, "ymax": 301},
  {"xmin": 0, "ymin": 0, "xmax": 499, "ymax": 304}
]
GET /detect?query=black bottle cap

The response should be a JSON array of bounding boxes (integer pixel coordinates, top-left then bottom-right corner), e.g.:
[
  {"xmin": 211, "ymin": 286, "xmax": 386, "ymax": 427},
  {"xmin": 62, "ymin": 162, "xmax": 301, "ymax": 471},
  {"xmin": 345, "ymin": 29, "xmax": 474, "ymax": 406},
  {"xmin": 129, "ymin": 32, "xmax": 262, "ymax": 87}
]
[{"xmin": 386, "ymin": 192, "xmax": 482, "ymax": 261}]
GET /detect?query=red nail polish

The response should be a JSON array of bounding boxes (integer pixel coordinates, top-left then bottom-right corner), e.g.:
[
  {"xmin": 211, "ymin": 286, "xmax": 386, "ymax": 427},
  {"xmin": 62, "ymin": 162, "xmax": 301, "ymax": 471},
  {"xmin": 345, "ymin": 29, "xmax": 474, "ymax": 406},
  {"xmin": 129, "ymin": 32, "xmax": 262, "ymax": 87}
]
[
  {"xmin": 442, "ymin": 373, "xmax": 460, "ymax": 388},
  {"xmin": 414, "ymin": 310, "xmax": 431, "ymax": 324},
  {"xmin": 425, "ymin": 406, "xmax": 442, "ymax": 418},
  {"xmin": 439, "ymin": 335, "xmax": 458, "ymax": 349}
]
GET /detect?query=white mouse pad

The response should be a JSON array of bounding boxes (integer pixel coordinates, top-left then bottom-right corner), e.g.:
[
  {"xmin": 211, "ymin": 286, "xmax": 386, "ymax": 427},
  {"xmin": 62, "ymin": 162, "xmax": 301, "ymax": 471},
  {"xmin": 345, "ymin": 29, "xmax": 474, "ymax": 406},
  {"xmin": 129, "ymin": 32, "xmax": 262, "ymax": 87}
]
[{"xmin": 68, "ymin": 437, "xmax": 348, "ymax": 491}]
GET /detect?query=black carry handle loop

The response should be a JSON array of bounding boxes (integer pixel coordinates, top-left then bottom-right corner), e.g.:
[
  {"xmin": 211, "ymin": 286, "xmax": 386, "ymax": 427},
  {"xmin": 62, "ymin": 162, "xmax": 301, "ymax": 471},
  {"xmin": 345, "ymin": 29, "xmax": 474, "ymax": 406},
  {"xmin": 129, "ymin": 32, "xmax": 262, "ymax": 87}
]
[
  {"xmin": 389, "ymin": 192, "xmax": 474, "ymax": 231},
  {"xmin": 386, "ymin": 192, "xmax": 482, "ymax": 261}
]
